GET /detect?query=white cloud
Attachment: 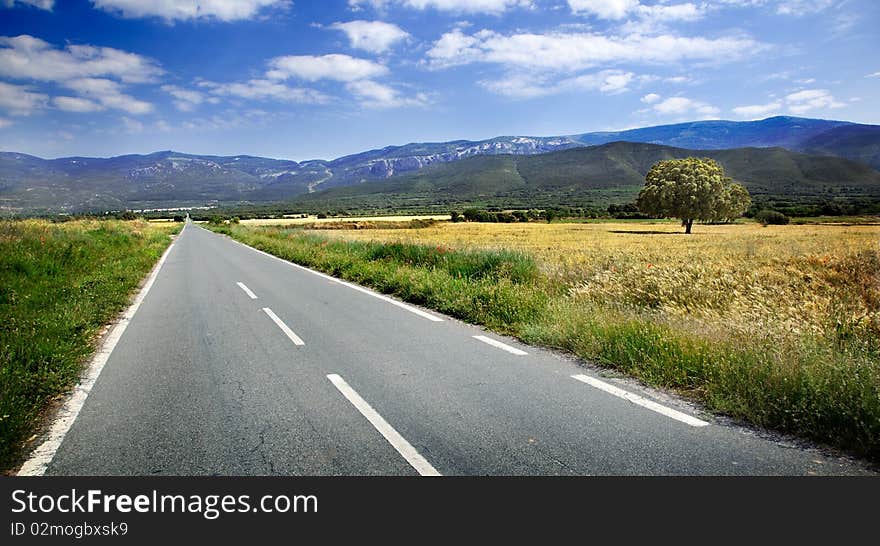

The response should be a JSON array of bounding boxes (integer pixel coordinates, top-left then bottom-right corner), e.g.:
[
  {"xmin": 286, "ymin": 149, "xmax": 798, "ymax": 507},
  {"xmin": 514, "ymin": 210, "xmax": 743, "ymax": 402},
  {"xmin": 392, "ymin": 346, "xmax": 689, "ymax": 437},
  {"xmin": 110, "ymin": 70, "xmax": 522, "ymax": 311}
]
[
  {"xmin": 267, "ymin": 54, "xmax": 389, "ymax": 82},
  {"xmin": 0, "ymin": 35, "xmax": 163, "ymax": 84},
  {"xmin": 568, "ymin": 1, "xmax": 703, "ymax": 22},
  {"xmin": 348, "ymin": 0, "xmax": 532, "ymax": 15},
  {"xmin": 641, "ymin": 92, "xmax": 661, "ymax": 103},
  {"xmin": 567, "ymin": 0, "xmax": 638, "ymax": 19},
  {"xmin": 346, "ymin": 80, "xmax": 427, "ymax": 108},
  {"xmin": 785, "ymin": 88, "xmax": 844, "ymax": 114},
  {"xmin": 642, "ymin": 2, "xmax": 703, "ymax": 21},
  {"xmin": 426, "ymin": 28, "xmax": 764, "ymax": 71},
  {"xmin": 0, "ymin": 117, "xmax": 12, "ymax": 128},
  {"xmin": 330, "ymin": 20, "xmax": 410, "ymax": 53},
  {"xmin": 2, "ymin": 0, "xmax": 53, "ymax": 9},
  {"xmin": 63, "ymin": 78, "xmax": 153, "ymax": 114},
  {"xmin": 200, "ymin": 79, "xmax": 329, "ymax": 103},
  {"xmin": 92, "ymin": 0, "xmax": 290, "ymax": 22},
  {"xmin": 775, "ymin": 0, "xmax": 833, "ymax": 15},
  {"xmin": 0, "ymin": 81, "xmax": 48, "ymax": 115},
  {"xmin": 732, "ymin": 101, "xmax": 782, "ymax": 119},
  {"xmin": 481, "ymin": 69, "xmax": 638, "ymax": 98},
  {"xmin": 733, "ymin": 89, "xmax": 845, "ymax": 118},
  {"xmin": 121, "ymin": 116, "xmax": 143, "ymax": 134},
  {"xmin": 867, "ymin": 72, "xmax": 880, "ymax": 78},
  {"xmin": 162, "ymin": 84, "xmax": 205, "ymax": 111},
  {"xmin": 53, "ymin": 96, "xmax": 104, "ymax": 112},
  {"xmin": 652, "ymin": 96, "xmax": 719, "ymax": 117}
]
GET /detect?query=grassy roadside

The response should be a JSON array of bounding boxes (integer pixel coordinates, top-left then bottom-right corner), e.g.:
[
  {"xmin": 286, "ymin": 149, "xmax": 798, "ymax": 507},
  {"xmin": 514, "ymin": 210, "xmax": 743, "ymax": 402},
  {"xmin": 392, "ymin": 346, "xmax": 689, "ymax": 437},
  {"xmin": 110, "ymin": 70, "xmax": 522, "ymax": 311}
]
[
  {"xmin": 0, "ymin": 219, "xmax": 179, "ymax": 472},
  {"xmin": 209, "ymin": 223, "xmax": 880, "ymax": 461}
]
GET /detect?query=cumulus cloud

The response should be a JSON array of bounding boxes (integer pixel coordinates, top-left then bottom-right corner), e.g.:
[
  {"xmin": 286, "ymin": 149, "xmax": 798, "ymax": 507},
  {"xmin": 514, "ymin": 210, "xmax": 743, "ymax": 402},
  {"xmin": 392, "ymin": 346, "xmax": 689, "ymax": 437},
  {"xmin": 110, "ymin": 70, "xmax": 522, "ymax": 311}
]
[
  {"xmin": 346, "ymin": 80, "xmax": 428, "ymax": 108},
  {"xmin": 2, "ymin": 0, "xmax": 53, "ymax": 9},
  {"xmin": 200, "ymin": 52, "xmax": 421, "ymax": 109},
  {"xmin": 0, "ymin": 36, "xmax": 160, "ymax": 116},
  {"xmin": 651, "ymin": 96, "xmax": 719, "ymax": 117},
  {"xmin": 733, "ymin": 89, "xmax": 845, "ymax": 118},
  {"xmin": 61, "ymin": 78, "xmax": 153, "ymax": 114},
  {"xmin": 348, "ymin": 0, "xmax": 532, "ymax": 15},
  {"xmin": 330, "ymin": 20, "xmax": 410, "ymax": 53},
  {"xmin": 0, "ymin": 81, "xmax": 48, "ymax": 115},
  {"xmin": 92, "ymin": 0, "xmax": 290, "ymax": 22},
  {"xmin": 0, "ymin": 35, "xmax": 163, "ymax": 84},
  {"xmin": 267, "ymin": 54, "xmax": 389, "ymax": 82},
  {"xmin": 731, "ymin": 100, "xmax": 782, "ymax": 119},
  {"xmin": 867, "ymin": 72, "xmax": 880, "ymax": 78},
  {"xmin": 784, "ymin": 88, "xmax": 844, "ymax": 114},
  {"xmin": 641, "ymin": 92, "xmax": 661, "ymax": 103},
  {"xmin": 425, "ymin": 28, "xmax": 764, "ymax": 71}
]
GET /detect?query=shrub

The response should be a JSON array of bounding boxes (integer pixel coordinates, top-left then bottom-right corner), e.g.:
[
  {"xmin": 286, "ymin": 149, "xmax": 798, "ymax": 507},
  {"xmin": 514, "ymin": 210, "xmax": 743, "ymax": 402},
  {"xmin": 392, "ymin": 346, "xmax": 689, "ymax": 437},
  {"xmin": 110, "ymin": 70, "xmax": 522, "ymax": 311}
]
[{"xmin": 755, "ymin": 210, "xmax": 790, "ymax": 225}]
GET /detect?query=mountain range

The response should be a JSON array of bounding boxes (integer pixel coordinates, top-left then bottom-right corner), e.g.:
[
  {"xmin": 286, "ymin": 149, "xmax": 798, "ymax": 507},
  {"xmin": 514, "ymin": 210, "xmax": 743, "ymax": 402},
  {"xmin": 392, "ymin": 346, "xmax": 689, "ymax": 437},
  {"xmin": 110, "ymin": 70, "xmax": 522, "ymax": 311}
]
[
  {"xmin": 1, "ymin": 116, "xmax": 878, "ymax": 213},
  {"xmin": 295, "ymin": 142, "xmax": 880, "ymax": 211}
]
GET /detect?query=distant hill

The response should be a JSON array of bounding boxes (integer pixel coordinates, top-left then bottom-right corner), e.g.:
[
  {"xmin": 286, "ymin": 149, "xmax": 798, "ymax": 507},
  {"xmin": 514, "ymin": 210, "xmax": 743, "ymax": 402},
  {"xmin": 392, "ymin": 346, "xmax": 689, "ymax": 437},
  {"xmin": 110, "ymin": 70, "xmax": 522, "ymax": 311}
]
[
  {"xmin": 294, "ymin": 142, "xmax": 880, "ymax": 210},
  {"xmin": 0, "ymin": 151, "xmax": 330, "ymax": 212},
  {"xmin": 1, "ymin": 116, "xmax": 879, "ymax": 212},
  {"xmin": 570, "ymin": 116, "xmax": 880, "ymax": 170}
]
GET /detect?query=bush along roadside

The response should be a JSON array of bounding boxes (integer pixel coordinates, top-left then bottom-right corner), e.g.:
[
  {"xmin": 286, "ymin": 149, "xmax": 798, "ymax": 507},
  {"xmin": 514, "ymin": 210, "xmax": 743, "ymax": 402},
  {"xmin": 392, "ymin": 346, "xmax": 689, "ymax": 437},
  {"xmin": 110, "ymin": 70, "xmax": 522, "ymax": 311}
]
[
  {"xmin": 0, "ymin": 219, "xmax": 179, "ymax": 472},
  {"xmin": 209, "ymin": 223, "xmax": 880, "ymax": 461}
]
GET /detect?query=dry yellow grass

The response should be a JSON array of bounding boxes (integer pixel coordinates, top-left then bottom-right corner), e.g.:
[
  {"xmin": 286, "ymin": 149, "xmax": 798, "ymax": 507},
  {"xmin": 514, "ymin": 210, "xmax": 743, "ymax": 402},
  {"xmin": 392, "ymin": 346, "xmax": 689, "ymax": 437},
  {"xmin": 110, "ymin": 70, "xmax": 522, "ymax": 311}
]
[{"xmin": 320, "ymin": 221, "xmax": 880, "ymax": 347}]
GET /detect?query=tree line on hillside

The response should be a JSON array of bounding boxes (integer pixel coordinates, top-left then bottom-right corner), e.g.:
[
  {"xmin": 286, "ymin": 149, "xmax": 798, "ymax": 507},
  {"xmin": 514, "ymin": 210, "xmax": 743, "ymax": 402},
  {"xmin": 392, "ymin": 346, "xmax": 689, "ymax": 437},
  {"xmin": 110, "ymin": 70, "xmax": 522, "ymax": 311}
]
[{"xmin": 11, "ymin": 156, "xmax": 879, "ymax": 225}]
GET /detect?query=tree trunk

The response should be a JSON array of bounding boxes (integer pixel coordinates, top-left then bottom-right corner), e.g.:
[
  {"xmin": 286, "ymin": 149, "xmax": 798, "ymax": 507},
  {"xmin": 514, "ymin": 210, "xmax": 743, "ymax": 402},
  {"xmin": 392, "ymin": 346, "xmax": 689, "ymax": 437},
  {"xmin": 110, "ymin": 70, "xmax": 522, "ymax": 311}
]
[{"xmin": 684, "ymin": 219, "xmax": 693, "ymax": 234}]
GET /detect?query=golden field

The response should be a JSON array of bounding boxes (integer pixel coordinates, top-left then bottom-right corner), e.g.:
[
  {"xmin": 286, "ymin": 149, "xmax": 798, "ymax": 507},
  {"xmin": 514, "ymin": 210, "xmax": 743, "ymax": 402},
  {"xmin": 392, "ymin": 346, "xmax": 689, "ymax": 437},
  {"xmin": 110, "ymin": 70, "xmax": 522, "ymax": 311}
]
[{"xmin": 319, "ymin": 220, "xmax": 880, "ymax": 352}]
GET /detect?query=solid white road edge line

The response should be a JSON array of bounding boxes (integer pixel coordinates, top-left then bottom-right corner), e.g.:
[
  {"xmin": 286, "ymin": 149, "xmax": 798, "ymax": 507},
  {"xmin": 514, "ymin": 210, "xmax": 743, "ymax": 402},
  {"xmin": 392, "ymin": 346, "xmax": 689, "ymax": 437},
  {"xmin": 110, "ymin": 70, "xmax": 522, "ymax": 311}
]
[
  {"xmin": 473, "ymin": 335, "xmax": 528, "ymax": 356},
  {"xmin": 571, "ymin": 374, "xmax": 709, "ymax": 427},
  {"xmin": 17, "ymin": 232, "xmax": 180, "ymax": 476},
  {"xmin": 236, "ymin": 281, "xmax": 258, "ymax": 299},
  {"xmin": 326, "ymin": 374, "xmax": 441, "ymax": 476},
  {"xmin": 262, "ymin": 307, "xmax": 305, "ymax": 346},
  {"xmin": 201, "ymin": 226, "xmax": 443, "ymax": 322}
]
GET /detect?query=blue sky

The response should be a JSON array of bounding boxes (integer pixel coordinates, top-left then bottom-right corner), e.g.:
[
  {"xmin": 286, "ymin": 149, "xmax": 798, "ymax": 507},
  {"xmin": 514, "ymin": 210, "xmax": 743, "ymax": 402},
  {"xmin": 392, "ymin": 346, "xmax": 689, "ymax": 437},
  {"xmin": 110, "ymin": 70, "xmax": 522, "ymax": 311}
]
[{"xmin": 0, "ymin": 0, "xmax": 877, "ymax": 160}]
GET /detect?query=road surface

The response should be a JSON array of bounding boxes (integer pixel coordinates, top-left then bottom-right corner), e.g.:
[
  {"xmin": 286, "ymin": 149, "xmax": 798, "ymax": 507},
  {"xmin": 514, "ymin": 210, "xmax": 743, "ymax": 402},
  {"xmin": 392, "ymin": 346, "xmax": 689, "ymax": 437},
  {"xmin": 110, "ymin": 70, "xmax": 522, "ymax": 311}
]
[{"xmin": 33, "ymin": 221, "xmax": 874, "ymax": 475}]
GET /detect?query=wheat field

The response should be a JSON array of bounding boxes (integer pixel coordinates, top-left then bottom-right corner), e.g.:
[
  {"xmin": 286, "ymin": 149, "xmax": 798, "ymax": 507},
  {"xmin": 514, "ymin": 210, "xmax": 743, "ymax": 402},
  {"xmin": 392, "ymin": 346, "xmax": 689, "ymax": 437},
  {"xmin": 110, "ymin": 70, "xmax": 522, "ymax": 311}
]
[{"xmin": 321, "ymin": 220, "xmax": 880, "ymax": 358}]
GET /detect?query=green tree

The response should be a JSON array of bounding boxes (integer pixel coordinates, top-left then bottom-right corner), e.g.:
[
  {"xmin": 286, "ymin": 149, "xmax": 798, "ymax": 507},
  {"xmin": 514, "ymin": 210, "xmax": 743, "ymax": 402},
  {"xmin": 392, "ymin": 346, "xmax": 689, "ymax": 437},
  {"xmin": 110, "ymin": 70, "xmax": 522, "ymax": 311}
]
[
  {"xmin": 713, "ymin": 182, "xmax": 752, "ymax": 223},
  {"xmin": 636, "ymin": 158, "xmax": 751, "ymax": 234}
]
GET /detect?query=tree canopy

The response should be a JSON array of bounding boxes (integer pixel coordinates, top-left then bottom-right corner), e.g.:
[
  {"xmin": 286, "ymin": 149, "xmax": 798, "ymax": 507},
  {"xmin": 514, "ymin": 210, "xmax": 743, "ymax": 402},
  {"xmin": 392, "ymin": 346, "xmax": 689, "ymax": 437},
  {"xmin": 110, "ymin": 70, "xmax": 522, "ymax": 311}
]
[{"xmin": 636, "ymin": 157, "xmax": 751, "ymax": 233}]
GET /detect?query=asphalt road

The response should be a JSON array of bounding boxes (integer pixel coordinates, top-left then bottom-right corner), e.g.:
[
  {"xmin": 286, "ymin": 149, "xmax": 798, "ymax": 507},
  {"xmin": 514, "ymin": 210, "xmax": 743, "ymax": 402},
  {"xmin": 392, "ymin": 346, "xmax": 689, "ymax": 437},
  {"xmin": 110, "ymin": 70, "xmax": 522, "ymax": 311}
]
[{"xmin": 41, "ymin": 221, "xmax": 874, "ymax": 475}]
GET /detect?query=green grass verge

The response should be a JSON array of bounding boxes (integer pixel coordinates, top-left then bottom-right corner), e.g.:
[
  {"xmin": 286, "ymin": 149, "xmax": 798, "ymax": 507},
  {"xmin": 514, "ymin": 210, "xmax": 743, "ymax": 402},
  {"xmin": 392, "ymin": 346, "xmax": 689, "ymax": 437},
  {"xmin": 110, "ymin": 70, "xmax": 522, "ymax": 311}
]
[
  {"xmin": 0, "ymin": 219, "xmax": 178, "ymax": 472},
  {"xmin": 211, "ymin": 223, "xmax": 880, "ymax": 461}
]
